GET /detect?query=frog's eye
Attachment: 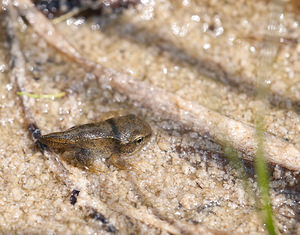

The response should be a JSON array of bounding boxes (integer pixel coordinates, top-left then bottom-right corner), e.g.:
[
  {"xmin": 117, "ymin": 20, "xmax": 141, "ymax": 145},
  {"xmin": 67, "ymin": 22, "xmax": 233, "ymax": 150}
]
[{"xmin": 135, "ymin": 136, "xmax": 145, "ymax": 144}]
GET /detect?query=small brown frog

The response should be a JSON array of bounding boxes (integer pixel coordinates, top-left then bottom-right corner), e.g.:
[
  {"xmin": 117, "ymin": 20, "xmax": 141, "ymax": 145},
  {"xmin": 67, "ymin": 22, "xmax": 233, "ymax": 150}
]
[{"xmin": 38, "ymin": 114, "xmax": 152, "ymax": 171}]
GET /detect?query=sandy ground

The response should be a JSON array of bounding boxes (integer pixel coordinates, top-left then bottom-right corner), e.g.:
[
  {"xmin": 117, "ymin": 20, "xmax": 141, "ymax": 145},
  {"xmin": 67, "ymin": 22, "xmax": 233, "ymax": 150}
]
[{"xmin": 0, "ymin": 0, "xmax": 299, "ymax": 234}]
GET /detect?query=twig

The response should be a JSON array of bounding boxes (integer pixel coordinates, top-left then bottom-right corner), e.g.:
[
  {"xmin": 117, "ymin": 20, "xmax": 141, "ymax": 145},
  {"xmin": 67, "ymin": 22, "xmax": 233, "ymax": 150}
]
[
  {"xmin": 5, "ymin": 2, "xmax": 72, "ymax": 185},
  {"xmin": 13, "ymin": 0, "xmax": 300, "ymax": 171}
]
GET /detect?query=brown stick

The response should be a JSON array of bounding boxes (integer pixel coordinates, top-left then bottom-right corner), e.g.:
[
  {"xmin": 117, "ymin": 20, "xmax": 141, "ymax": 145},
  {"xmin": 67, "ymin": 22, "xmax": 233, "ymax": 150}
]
[{"xmin": 6, "ymin": 2, "xmax": 73, "ymax": 185}]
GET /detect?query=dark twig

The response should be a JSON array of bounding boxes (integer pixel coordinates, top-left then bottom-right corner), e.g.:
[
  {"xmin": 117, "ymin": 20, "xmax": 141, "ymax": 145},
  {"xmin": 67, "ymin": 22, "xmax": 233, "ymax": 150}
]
[{"xmin": 5, "ymin": 3, "xmax": 72, "ymax": 183}]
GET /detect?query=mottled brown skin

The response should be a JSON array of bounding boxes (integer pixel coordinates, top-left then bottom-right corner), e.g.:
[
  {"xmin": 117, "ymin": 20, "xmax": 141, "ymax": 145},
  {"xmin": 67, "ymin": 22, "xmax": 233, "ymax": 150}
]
[{"xmin": 38, "ymin": 115, "xmax": 152, "ymax": 170}]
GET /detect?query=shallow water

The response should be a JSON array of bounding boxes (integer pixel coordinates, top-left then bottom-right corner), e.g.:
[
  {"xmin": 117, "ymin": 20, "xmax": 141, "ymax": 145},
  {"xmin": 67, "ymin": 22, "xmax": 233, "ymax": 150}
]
[{"xmin": 0, "ymin": 0, "xmax": 300, "ymax": 234}]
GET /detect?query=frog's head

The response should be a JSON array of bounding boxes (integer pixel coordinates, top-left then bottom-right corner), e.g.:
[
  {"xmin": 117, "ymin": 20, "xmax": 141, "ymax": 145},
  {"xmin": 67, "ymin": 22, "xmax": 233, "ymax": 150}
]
[{"xmin": 112, "ymin": 114, "xmax": 152, "ymax": 155}]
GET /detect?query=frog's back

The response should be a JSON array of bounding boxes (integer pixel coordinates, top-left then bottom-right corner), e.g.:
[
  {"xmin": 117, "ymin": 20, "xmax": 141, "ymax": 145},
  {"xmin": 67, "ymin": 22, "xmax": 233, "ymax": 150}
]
[
  {"xmin": 38, "ymin": 121, "xmax": 114, "ymax": 149},
  {"xmin": 63, "ymin": 121, "xmax": 115, "ymax": 140}
]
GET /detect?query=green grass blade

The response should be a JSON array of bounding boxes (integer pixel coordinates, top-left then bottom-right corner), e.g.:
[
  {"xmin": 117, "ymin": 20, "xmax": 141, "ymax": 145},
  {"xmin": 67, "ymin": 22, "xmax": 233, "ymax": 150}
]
[
  {"xmin": 255, "ymin": 116, "xmax": 277, "ymax": 235},
  {"xmin": 17, "ymin": 91, "xmax": 66, "ymax": 99}
]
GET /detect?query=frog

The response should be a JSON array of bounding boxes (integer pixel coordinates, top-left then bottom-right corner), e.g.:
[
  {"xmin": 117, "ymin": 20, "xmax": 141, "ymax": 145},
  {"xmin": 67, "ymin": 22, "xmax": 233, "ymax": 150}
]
[{"xmin": 37, "ymin": 114, "xmax": 152, "ymax": 171}]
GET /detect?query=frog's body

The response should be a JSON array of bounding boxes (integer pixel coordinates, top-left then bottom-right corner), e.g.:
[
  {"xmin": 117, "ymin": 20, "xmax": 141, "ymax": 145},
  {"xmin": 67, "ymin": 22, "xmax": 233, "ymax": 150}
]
[{"xmin": 38, "ymin": 115, "xmax": 152, "ymax": 170}]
